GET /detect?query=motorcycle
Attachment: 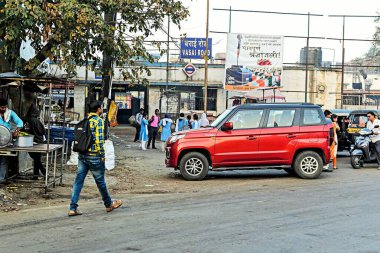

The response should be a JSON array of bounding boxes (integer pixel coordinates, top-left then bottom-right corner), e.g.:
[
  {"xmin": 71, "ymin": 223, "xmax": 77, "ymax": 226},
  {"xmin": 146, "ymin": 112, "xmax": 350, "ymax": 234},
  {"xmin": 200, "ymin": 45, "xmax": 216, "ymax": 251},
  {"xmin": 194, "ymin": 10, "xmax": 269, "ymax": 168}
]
[{"xmin": 350, "ymin": 126, "xmax": 379, "ymax": 169}]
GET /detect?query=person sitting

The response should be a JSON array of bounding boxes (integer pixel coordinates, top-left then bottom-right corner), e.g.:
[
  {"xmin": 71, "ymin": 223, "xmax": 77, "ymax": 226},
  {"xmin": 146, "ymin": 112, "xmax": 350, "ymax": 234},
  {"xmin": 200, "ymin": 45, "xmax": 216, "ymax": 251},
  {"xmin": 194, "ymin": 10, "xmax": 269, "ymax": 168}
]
[{"xmin": 0, "ymin": 98, "xmax": 23, "ymax": 182}]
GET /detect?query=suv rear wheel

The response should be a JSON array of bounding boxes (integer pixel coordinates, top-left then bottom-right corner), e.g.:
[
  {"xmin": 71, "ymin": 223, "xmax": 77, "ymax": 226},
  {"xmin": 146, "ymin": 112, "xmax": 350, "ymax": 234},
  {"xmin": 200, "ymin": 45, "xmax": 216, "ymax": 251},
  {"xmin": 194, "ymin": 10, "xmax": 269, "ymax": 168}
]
[
  {"xmin": 179, "ymin": 152, "xmax": 209, "ymax": 181},
  {"xmin": 293, "ymin": 151, "xmax": 323, "ymax": 179}
]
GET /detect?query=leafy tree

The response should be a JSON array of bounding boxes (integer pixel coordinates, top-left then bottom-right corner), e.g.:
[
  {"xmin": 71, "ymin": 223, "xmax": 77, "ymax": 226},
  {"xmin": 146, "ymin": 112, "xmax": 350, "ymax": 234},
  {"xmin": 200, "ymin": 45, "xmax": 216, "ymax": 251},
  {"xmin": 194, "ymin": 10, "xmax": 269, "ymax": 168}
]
[
  {"xmin": 371, "ymin": 14, "xmax": 380, "ymax": 59},
  {"xmin": 0, "ymin": 0, "xmax": 189, "ymax": 86}
]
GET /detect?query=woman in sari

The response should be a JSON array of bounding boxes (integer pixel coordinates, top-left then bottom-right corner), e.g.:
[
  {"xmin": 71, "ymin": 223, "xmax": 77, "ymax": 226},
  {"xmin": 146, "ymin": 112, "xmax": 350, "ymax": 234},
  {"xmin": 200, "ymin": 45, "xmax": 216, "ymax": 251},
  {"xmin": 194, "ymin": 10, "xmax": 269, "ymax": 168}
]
[{"xmin": 330, "ymin": 114, "xmax": 340, "ymax": 170}]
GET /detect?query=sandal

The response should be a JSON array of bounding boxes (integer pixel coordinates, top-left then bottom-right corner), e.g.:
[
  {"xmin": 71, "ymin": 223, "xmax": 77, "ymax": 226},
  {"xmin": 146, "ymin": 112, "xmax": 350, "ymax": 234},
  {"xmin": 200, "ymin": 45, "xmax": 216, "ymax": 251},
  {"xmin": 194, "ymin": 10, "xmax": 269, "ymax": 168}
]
[
  {"xmin": 106, "ymin": 199, "xmax": 123, "ymax": 212},
  {"xmin": 68, "ymin": 209, "xmax": 83, "ymax": 217}
]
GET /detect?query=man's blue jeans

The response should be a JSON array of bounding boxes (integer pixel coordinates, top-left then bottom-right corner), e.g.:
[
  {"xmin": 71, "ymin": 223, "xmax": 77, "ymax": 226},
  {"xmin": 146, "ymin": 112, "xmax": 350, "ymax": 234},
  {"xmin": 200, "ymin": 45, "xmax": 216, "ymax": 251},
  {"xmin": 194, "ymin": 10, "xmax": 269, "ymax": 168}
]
[{"xmin": 70, "ymin": 154, "xmax": 112, "ymax": 211}]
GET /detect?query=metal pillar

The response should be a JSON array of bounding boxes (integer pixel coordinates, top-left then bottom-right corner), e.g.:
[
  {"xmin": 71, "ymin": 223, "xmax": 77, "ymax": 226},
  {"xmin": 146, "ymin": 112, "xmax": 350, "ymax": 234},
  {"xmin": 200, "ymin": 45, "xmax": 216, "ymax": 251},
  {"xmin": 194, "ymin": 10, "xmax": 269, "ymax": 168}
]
[
  {"xmin": 166, "ymin": 14, "xmax": 170, "ymax": 92},
  {"xmin": 341, "ymin": 16, "xmax": 346, "ymax": 109},
  {"xmin": 203, "ymin": 0, "xmax": 209, "ymax": 113},
  {"xmin": 225, "ymin": 6, "xmax": 232, "ymax": 109},
  {"xmin": 304, "ymin": 12, "xmax": 310, "ymax": 103}
]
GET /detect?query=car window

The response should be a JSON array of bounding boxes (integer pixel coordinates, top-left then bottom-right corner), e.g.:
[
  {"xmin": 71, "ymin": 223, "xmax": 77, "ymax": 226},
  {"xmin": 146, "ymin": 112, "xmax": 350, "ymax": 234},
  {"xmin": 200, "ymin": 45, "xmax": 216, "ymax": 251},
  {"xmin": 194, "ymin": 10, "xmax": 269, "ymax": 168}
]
[
  {"xmin": 228, "ymin": 110, "xmax": 263, "ymax": 129},
  {"xmin": 211, "ymin": 109, "xmax": 232, "ymax": 127},
  {"xmin": 266, "ymin": 109, "xmax": 295, "ymax": 127},
  {"xmin": 303, "ymin": 109, "xmax": 323, "ymax": 125}
]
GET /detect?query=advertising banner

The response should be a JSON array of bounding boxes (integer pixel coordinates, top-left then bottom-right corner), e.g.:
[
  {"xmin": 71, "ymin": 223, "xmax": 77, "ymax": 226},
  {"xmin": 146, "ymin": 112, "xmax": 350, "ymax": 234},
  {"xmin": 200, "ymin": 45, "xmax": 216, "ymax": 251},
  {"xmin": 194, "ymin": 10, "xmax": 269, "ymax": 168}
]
[
  {"xmin": 180, "ymin": 37, "xmax": 212, "ymax": 60},
  {"xmin": 224, "ymin": 33, "xmax": 284, "ymax": 91}
]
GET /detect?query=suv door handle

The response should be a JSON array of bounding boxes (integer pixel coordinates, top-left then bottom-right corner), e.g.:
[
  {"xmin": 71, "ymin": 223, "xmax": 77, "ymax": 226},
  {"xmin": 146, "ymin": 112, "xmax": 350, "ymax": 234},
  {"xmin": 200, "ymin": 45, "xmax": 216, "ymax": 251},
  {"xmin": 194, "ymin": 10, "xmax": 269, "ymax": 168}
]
[
  {"xmin": 247, "ymin": 136, "xmax": 256, "ymax": 140},
  {"xmin": 287, "ymin": 134, "xmax": 297, "ymax": 138}
]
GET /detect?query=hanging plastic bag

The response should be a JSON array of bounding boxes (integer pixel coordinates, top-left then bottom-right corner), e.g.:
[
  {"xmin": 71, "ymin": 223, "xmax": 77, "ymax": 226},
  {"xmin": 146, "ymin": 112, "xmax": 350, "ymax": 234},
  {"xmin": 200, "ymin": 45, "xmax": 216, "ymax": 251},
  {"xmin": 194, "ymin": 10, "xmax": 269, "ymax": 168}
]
[
  {"xmin": 104, "ymin": 139, "xmax": 115, "ymax": 171},
  {"xmin": 67, "ymin": 142, "xmax": 78, "ymax": 166}
]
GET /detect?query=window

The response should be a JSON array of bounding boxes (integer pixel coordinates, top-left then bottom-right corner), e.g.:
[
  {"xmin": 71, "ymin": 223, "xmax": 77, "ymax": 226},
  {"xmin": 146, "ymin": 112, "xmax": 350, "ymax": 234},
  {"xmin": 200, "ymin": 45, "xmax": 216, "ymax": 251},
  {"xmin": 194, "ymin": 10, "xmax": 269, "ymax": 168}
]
[
  {"xmin": 228, "ymin": 110, "xmax": 264, "ymax": 129},
  {"xmin": 266, "ymin": 109, "xmax": 295, "ymax": 127},
  {"xmin": 348, "ymin": 114, "xmax": 367, "ymax": 128},
  {"xmin": 303, "ymin": 109, "xmax": 323, "ymax": 125}
]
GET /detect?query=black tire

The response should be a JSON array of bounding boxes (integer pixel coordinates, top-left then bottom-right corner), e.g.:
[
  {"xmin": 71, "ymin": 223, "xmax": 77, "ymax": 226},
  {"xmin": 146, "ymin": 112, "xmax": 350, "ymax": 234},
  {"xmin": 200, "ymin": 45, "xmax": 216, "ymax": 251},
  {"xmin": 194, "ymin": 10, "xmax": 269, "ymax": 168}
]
[
  {"xmin": 350, "ymin": 155, "xmax": 362, "ymax": 169},
  {"xmin": 283, "ymin": 168, "xmax": 296, "ymax": 175},
  {"xmin": 293, "ymin": 151, "xmax": 323, "ymax": 179},
  {"xmin": 179, "ymin": 152, "xmax": 209, "ymax": 181}
]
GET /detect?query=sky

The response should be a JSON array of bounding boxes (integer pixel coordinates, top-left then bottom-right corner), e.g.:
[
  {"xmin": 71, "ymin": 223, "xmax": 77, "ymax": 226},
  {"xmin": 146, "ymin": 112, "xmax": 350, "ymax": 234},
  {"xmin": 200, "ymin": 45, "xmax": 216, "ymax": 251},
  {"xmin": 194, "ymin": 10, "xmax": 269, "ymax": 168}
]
[{"xmin": 158, "ymin": 0, "xmax": 380, "ymax": 64}]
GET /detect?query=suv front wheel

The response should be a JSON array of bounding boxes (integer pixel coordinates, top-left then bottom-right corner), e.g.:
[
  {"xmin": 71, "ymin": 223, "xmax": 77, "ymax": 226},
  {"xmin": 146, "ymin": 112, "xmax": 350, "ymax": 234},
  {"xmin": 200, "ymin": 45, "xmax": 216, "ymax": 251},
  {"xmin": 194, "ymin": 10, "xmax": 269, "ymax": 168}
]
[
  {"xmin": 293, "ymin": 151, "xmax": 323, "ymax": 179},
  {"xmin": 179, "ymin": 152, "xmax": 209, "ymax": 181}
]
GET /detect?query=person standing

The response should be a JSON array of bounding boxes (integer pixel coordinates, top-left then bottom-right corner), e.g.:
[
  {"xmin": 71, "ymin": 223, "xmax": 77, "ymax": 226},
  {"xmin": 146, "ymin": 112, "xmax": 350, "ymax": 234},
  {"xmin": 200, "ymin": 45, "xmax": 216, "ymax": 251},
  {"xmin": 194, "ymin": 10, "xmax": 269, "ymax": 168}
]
[
  {"xmin": 366, "ymin": 111, "xmax": 380, "ymax": 170},
  {"xmin": 159, "ymin": 114, "xmax": 173, "ymax": 152},
  {"xmin": 24, "ymin": 104, "xmax": 46, "ymax": 179},
  {"xmin": 147, "ymin": 109, "xmax": 160, "ymax": 149},
  {"xmin": 0, "ymin": 98, "xmax": 23, "ymax": 183},
  {"xmin": 139, "ymin": 113, "xmax": 149, "ymax": 150},
  {"xmin": 175, "ymin": 113, "xmax": 188, "ymax": 132},
  {"xmin": 323, "ymin": 109, "xmax": 333, "ymax": 172},
  {"xmin": 199, "ymin": 112, "xmax": 210, "ymax": 128},
  {"xmin": 330, "ymin": 114, "xmax": 340, "ymax": 170},
  {"xmin": 68, "ymin": 101, "xmax": 122, "ymax": 216},
  {"xmin": 134, "ymin": 108, "xmax": 144, "ymax": 142},
  {"xmin": 186, "ymin": 114, "xmax": 193, "ymax": 129},
  {"xmin": 192, "ymin": 114, "xmax": 200, "ymax": 129},
  {"xmin": 324, "ymin": 110, "xmax": 332, "ymax": 122}
]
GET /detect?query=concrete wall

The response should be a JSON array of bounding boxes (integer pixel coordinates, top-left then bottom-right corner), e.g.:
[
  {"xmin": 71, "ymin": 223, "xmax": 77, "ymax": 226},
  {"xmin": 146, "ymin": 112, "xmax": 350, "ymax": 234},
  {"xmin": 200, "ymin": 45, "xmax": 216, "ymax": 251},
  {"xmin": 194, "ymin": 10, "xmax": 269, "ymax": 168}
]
[
  {"xmin": 147, "ymin": 87, "xmax": 161, "ymax": 117},
  {"xmin": 74, "ymin": 85, "xmax": 86, "ymax": 120}
]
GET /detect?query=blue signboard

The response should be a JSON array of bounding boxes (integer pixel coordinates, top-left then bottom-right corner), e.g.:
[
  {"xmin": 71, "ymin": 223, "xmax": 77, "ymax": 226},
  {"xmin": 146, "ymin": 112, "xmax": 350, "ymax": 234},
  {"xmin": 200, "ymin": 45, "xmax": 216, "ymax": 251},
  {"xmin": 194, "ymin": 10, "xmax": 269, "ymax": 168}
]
[{"xmin": 180, "ymin": 38, "xmax": 212, "ymax": 59}]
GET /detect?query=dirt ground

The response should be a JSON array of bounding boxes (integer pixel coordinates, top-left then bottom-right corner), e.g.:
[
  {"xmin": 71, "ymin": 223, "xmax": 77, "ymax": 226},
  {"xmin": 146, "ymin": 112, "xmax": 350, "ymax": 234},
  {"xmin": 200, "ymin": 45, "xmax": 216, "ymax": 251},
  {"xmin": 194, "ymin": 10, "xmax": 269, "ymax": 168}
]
[
  {"xmin": 0, "ymin": 125, "xmax": 305, "ymax": 213},
  {"xmin": 0, "ymin": 126, "xmax": 229, "ymax": 212}
]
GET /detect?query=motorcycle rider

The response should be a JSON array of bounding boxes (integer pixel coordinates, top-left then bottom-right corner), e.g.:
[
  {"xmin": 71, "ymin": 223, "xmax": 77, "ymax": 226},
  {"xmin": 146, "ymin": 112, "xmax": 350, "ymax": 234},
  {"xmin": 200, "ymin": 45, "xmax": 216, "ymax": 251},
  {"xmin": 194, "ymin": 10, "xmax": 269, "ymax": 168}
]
[{"xmin": 366, "ymin": 111, "xmax": 380, "ymax": 170}]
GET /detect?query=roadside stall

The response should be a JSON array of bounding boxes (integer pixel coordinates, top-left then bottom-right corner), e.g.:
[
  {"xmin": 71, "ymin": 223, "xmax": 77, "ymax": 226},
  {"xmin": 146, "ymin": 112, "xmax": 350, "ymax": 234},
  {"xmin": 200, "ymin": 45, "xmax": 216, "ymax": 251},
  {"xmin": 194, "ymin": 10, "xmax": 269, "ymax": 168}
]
[
  {"xmin": 244, "ymin": 87, "xmax": 286, "ymax": 103},
  {"xmin": 0, "ymin": 75, "xmax": 73, "ymax": 193}
]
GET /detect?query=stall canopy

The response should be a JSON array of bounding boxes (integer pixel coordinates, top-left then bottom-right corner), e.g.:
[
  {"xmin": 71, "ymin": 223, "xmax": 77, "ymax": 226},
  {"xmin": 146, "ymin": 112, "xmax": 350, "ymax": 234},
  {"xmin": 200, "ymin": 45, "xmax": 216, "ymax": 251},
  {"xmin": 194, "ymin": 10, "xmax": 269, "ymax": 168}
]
[{"xmin": 245, "ymin": 88, "xmax": 286, "ymax": 102}]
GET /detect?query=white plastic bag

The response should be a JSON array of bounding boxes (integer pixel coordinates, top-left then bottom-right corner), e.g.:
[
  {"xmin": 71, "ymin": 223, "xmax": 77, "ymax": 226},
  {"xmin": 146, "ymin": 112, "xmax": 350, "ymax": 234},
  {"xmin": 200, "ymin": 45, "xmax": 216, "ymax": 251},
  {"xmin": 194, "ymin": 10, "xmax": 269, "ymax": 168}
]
[
  {"xmin": 104, "ymin": 140, "xmax": 115, "ymax": 171},
  {"xmin": 67, "ymin": 142, "xmax": 78, "ymax": 166}
]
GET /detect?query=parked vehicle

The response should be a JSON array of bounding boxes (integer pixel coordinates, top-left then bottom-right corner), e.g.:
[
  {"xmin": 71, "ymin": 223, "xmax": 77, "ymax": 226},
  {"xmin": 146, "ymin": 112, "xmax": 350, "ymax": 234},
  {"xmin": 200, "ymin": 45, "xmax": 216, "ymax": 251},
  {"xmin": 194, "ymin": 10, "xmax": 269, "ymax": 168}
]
[
  {"xmin": 350, "ymin": 127, "xmax": 379, "ymax": 169},
  {"xmin": 331, "ymin": 109, "xmax": 351, "ymax": 151},
  {"xmin": 347, "ymin": 110, "xmax": 380, "ymax": 144},
  {"xmin": 225, "ymin": 65, "xmax": 253, "ymax": 85},
  {"xmin": 165, "ymin": 103, "xmax": 333, "ymax": 180}
]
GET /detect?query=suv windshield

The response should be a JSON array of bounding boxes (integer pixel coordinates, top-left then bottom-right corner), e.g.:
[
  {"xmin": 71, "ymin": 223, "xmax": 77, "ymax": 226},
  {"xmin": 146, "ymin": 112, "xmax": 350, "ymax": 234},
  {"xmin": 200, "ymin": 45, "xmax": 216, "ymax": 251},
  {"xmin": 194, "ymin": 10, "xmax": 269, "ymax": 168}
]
[
  {"xmin": 211, "ymin": 109, "xmax": 232, "ymax": 127},
  {"xmin": 348, "ymin": 114, "xmax": 367, "ymax": 128}
]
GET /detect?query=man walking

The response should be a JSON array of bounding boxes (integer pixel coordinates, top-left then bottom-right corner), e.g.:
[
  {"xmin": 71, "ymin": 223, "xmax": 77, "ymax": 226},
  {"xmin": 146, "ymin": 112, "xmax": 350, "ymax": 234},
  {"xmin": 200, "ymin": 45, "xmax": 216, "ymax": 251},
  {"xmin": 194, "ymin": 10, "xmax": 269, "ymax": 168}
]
[
  {"xmin": 134, "ymin": 108, "xmax": 144, "ymax": 142},
  {"xmin": 366, "ymin": 111, "xmax": 380, "ymax": 170},
  {"xmin": 147, "ymin": 109, "xmax": 160, "ymax": 149},
  {"xmin": 68, "ymin": 101, "xmax": 122, "ymax": 216}
]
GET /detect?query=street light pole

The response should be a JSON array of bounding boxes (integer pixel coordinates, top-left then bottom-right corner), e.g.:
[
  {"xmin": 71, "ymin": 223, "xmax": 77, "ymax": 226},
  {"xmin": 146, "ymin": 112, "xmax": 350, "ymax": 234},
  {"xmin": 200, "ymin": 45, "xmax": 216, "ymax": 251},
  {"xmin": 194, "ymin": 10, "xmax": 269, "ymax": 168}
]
[{"xmin": 203, "ymin": 0, "xmax": 209, "ymax": 113}]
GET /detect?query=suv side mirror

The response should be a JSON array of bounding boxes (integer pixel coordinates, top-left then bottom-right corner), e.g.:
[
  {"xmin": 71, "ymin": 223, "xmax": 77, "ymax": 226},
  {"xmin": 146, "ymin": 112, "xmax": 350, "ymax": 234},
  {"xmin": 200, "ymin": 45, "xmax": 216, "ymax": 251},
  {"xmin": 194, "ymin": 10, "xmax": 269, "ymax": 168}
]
[{"xmin": 221, "ymin": 122, "xmax": 233, "ymax": 131}]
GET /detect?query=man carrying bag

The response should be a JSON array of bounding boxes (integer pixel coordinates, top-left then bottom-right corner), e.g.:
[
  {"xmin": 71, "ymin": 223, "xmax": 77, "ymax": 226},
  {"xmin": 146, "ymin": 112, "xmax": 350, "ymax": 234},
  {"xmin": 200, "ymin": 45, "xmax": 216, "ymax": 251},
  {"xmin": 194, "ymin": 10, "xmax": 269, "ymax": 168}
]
[{"xmin": 68, "ymin": 101, "xmax": 123, "ymax": 216}]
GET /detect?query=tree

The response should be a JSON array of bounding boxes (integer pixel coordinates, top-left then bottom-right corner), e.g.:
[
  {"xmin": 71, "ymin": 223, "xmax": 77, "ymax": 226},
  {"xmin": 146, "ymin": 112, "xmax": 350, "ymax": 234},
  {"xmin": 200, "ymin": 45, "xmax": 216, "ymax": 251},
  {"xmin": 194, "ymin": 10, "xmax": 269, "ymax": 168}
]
[{"xmin": 0, "ymin": 0, "xmax": 189, "ymax": 85}]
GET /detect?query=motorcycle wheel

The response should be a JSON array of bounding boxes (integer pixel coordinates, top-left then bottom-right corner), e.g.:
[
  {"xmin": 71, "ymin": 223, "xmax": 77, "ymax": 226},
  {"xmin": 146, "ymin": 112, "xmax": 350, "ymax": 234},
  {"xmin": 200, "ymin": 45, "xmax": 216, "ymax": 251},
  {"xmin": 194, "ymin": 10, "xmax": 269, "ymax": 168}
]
[{"xmin": 351, "ymin": 155, "xmax": 362, "ymax": 169}]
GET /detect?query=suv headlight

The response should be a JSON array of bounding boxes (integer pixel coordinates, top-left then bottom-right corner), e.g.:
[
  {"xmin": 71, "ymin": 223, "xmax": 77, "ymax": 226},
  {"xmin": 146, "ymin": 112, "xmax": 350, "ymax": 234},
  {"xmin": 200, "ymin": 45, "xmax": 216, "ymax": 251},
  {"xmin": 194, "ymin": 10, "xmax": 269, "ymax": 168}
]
[{"xmin": 169, "ymin": 134, "xmax": 186, "ymax": 144}]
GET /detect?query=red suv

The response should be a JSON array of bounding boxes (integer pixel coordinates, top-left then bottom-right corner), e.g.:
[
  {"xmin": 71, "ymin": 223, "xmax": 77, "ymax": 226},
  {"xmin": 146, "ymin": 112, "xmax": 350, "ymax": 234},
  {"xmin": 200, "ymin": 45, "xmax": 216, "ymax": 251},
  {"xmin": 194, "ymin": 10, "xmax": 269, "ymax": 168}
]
[{"xmin": 165, "ymin": 104, "xmax": 332, "ymax": 180}]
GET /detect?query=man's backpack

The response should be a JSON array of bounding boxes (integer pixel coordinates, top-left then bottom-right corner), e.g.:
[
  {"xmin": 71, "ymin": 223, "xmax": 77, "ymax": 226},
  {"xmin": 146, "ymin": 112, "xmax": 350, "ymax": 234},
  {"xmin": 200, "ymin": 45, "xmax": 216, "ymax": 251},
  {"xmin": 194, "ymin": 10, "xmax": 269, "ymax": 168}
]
[{"xmin": 73, "ymin": 116, "xmax": 95, "ymax": 153}]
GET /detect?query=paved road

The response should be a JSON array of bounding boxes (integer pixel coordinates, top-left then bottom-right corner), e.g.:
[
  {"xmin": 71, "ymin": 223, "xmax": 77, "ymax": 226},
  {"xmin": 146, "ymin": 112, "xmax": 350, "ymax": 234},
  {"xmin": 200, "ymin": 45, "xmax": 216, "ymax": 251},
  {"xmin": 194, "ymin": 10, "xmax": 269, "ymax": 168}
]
[{"xmin": 2, "ymin": 156, "xmax": 380, "ymax": 253}]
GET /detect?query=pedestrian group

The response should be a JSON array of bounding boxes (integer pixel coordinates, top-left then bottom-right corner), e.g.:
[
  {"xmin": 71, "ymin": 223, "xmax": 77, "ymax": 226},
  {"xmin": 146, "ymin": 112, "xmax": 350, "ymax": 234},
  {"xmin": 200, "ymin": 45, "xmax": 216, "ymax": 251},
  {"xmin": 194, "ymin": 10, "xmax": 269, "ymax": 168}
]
[{"xmin": 134, "ymin": 109, "xmax": 210, "ymax": 152}]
